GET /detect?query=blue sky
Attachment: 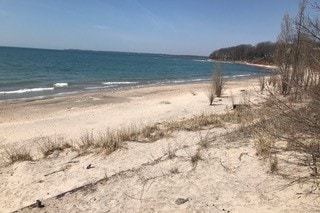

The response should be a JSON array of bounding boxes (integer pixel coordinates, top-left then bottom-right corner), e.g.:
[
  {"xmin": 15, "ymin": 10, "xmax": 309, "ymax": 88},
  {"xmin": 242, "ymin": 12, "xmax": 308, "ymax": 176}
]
[{"xmin": 0, "ymin": 0, "xmax": 301, "ymax": 55}]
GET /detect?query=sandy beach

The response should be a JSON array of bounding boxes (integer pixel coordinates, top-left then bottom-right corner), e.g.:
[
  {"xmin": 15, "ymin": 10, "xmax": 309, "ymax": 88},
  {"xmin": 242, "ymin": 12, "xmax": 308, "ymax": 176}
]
[
  {"xmin": 0, "ymin": 79, "xmax": 257, "ymax": 154},
  {"xmin": 0, "ymin": 78, "xmax": 319, "ymax": 212}
]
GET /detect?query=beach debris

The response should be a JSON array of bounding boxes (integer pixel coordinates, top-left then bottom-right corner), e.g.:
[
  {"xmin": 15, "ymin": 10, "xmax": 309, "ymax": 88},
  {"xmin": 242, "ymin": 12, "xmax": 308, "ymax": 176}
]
[
  {"xmin": 222, "ymin": 208, "xmax": 230, "ymax": 212},
  {"xmin": 86, "ymin": 164, "xmax": 94, "ymax": 169},
  {"xmin": 44, "ymin": 169, "xmax": 65, "ymax": 177},
  {"xmin": 175, "ymin": 198, "xmax": 189, "ymax": 205},
  {"xmin": 44, "ymin": 165, "xmax": 71, "ymax": 177},
  {"xmin": 35, "ymin": 200, "xmax": 45, "ymax": 208}
]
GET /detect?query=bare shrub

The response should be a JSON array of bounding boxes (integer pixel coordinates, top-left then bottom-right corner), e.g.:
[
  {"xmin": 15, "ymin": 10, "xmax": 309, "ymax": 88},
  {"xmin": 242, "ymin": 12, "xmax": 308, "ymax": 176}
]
[
  {"xmin": 253, "ymin": 84, "xmax": 320, "ymax": 177},
  {"xmin": 268, "ymin": 73, "xmax": 278, "ymax": 87},
  {"xmin": 259, "ymin": 76, "xmax": 266, "ymax": 92},
  {"xmin": 254, "ymin": 132, "xmax": 275, "ymax": 158},
  {"xmin": 208, "ymin": 63, "xmax": 224, "ymax": 105}
]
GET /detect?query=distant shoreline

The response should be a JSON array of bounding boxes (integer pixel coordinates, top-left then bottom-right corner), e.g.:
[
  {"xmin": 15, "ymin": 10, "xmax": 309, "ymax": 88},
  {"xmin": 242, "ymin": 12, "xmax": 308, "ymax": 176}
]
[{"xmin": 207, "ymin": 59, "xmax": 277, "ymax": 70}]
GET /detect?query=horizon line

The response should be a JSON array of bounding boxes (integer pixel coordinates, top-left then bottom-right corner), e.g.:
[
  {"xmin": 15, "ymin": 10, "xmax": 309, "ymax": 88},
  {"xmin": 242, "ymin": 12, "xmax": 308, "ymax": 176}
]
[{"xmin": 0, "ymin": 45, "xmax": 208, "ymax": 58}]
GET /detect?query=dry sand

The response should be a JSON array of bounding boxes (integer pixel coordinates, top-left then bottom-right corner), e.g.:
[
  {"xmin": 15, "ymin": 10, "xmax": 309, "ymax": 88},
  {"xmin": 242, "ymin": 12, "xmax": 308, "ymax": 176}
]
[
  {"xmin": 0, "ymin": 79, "xmax": 255, "ymax": 154},
  {"xmin": 0, "ymin": 78, "xmax": 319, "ymax": 212}
]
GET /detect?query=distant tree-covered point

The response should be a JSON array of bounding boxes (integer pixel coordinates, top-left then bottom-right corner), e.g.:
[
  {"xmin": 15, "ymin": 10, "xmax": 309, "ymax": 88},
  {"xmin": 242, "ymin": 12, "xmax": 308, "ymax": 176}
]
[{"xmin": 209, "ymin": 41, "xmax": 276, "ymax": 64}]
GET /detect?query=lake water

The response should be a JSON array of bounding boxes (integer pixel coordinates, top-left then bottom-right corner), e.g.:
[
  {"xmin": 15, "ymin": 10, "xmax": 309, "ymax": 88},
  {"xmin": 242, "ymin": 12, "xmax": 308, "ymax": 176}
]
[{"xmin": 0, "ymin": 46, "xmax": 270, "ymax": 102}]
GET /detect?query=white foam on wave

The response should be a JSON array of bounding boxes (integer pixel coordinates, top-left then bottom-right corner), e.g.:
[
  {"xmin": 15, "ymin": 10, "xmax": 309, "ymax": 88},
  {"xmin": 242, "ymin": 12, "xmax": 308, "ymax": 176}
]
[
  {"xmin": 0, "ymin": 87, "xmax": 54, "ymax": 94},
  {"xmin": 152, "ymin": 78, "xmax": 208, "ymax": 86},
  {"xmin": 54, "ymin": 82, "xmax": 68, "ymax": 88},
  {"xmin": 232, "ymin": 74, "xmax": 252, "ymax": 78},
  {"xmin": 102, "ymin": 81, "xmax": 138, "ymax": 85},
  {"xmin": 190, "ymin": 78, "xmax": 207, "ymax": 82},
  {"xmin": 193, "ymin": 59, "xmax": 207, "ymax": 62},
  {"xmin": 166, "ymin": 78, "xmax": 208, "ymax": 84},
  {"xmin": 170, "ymin": 80, "xmax": 186, "ymax": 83}
]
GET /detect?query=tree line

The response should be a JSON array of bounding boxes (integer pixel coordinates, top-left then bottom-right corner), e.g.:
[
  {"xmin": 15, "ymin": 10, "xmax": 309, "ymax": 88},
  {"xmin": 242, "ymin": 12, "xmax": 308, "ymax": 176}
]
[{"xmin": 208, "ymin": 42, "xmax": 276, "ymax": 64}]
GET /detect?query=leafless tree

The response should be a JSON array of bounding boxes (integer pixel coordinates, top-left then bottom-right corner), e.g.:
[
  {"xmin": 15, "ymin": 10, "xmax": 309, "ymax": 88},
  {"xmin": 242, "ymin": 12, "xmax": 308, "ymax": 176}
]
[
  {"xmin": 275, "ymin": 13, "xmax": 294, "ymax": 95},
  {"xmin": 264, "ymin": 0, "xmax": 320, "ymax": 178}
]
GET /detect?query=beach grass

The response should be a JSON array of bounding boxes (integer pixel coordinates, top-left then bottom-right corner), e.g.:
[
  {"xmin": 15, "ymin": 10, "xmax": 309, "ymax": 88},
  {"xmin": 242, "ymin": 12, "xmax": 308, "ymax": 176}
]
[
  {"xmin": 190, "ymin": 149, "xmax": 202, "ymax": 167},
  {"xmin": 3, "ymin": 148, "xmax": 33, "ymax": 165},
  {"xmin": 0, "ymin": 107, "xmax": 258, "ymax": 166},
  {"xmin": 38, "ymin": 138, "xmax": 72, "ymax": 158}
]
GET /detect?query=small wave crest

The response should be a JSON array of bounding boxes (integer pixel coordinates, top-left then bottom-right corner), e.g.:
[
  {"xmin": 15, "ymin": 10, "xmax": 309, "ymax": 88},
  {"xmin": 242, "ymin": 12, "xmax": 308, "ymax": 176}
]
[
  {"xmin": 0, "ymin": 87, "xmax": 54, "ymax": 94},
  {"xmin": 153, "ymin": 78, "xmax": 207, "ymax": 85},
  {"xmin": 232, "ymin": 74, "xmax": 252, "ymax": 78},
  {"xmin": 193, "ymin": 59, "xmax": 207, "ymax": 62},
  {"xmin": 223, "ymin": 74, "xmax": 252, "ymax": 79},
  {"xmin": 54, "ymin": 82, "xmax": 68, "ymax": 88},
  {"xmin": 102, "ymin": 81, "xmax": 138, "ymax": 85}
]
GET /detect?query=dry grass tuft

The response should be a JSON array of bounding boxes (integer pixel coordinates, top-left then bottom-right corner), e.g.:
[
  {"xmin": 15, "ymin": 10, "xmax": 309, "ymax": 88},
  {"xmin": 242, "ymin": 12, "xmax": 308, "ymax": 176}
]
[
  {"xmin": 198, "ymin": 131, "xmax": 214, "ymax": 149},
  {"xmin": 254, "ymin": 131, "xmax": 275, "ymax": 158},
  {"xmin": 165, "ymin": 113, "xmax": 224, "ymax": 132},
  {"xmin": 140, "ymin": 124, "xmax": 168, "ymax": 142},
  {"xmin": 3, "ymin": 148, "xmax": 33, "ymax": 165},
  {"xmin": 269, "ymin": 155, "xmax": 278, "ymax": 173},
  {"xmin": 166, "ymin": 144, "xmax": 176, "ymax": 160},
  {"xmin": 170, "ymin": 167, "xmax": 179, "ymax": 174},
  {"xmin": 220, "ymin": 106, "xmax": 256, "ymax": 125},
  {"xmin": 95, "ymin": 130, "xmax": 126, "ymax": 154},
  {"xmin": 38, "ymin": 138, "xmax": 72, "ymax": 158},
  {"xmin": 79, "ymin": 132, "xmax": 96, "ymax": 151},
  {"xmin": 77, "ymin": 124, "xmax": 170, "ymax": 155},
  {"xmin": 116, "ymin": 125, "xmax": 139, "ymax": 142},
  {"xmin": 208, "ymin": 87, "xmax": 215, "ymax": 106},
  {"xmin": 191, "ymin": 150, "xmax": 202, "ymax": 167},
  {"xmin": 78, "ymin": 129, "xmax": 127, "ymax": 155}
]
